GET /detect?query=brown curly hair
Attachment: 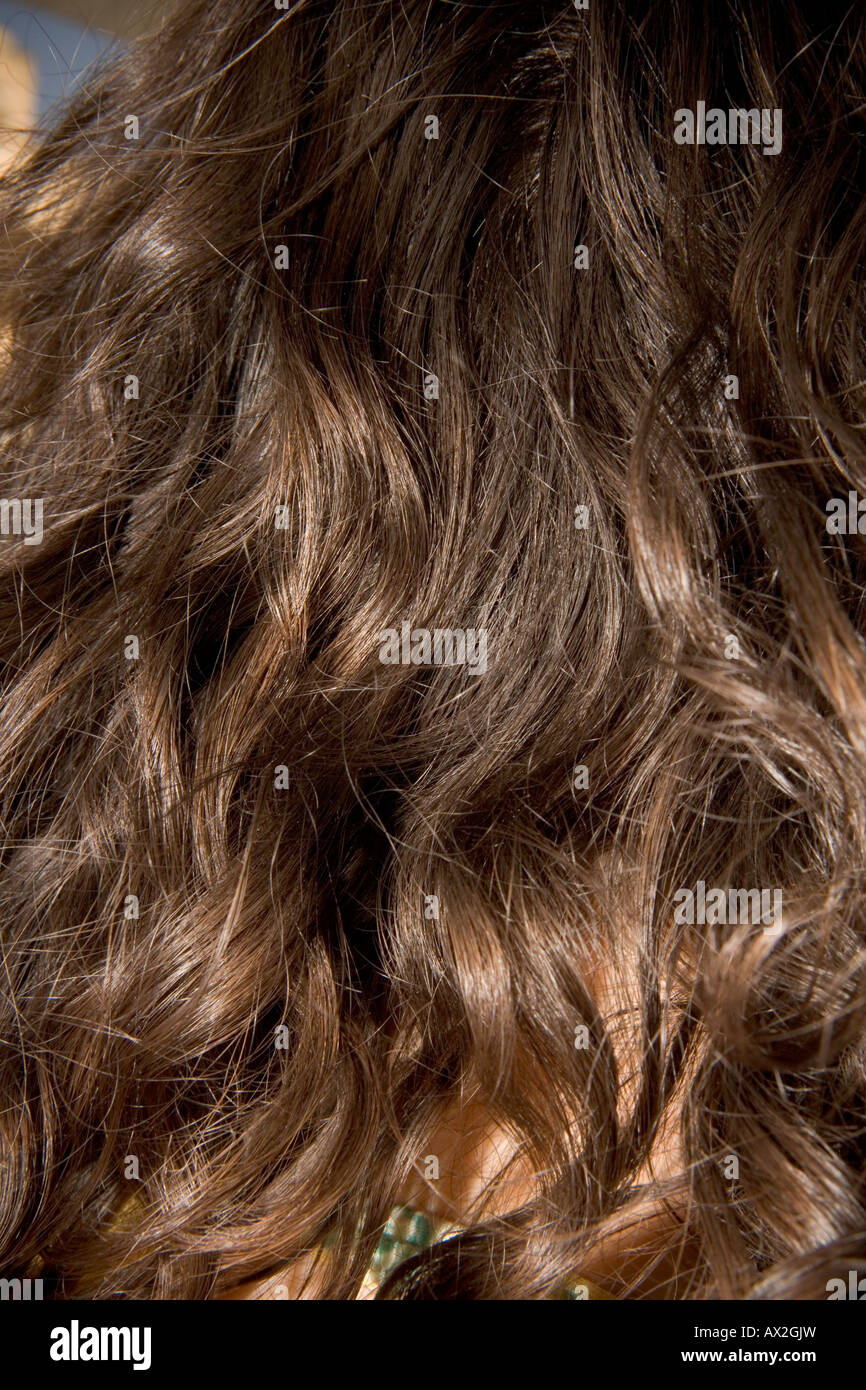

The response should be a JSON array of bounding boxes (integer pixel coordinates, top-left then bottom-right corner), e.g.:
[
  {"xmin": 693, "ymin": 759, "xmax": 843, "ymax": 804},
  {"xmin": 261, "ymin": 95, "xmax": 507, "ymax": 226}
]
[{"xmin": 0, "ymin": 0, "xmax": 865, "ymax": 1299}]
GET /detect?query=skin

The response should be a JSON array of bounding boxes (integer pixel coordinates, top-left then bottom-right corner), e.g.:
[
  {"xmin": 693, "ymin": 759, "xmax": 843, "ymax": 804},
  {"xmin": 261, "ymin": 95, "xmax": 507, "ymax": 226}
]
[
  {"xmin": 221, "ymin": 1063, "xmax": 699, "ymax": 1299},
  {"xmin": 0, "ymin": 28, "xmax": 35, "ymax": 176}
]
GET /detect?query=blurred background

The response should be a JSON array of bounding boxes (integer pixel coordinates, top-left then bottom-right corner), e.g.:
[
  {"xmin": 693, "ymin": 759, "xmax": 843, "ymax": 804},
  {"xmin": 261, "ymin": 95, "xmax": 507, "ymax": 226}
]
[{"xmin": 0, "ymin": 0, "xmax": 171, "ymax": 170}]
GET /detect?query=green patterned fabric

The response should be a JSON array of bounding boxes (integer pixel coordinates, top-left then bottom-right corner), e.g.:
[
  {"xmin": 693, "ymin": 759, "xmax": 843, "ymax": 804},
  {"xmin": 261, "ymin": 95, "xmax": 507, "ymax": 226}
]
[
  {"xmin": 365, "ymin": 1206, "xmax": 451, "ymax": 1291},
  {"xmin": 360, "ymin": 1203, "xmax": 614, "ymax": 1299}
]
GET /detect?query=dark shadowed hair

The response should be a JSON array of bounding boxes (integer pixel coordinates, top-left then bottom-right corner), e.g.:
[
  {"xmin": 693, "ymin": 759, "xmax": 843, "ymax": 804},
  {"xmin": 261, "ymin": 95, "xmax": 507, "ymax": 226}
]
[{"xmin": 0, "ymin": 0, "xmax": 865, "ymax": 1300}]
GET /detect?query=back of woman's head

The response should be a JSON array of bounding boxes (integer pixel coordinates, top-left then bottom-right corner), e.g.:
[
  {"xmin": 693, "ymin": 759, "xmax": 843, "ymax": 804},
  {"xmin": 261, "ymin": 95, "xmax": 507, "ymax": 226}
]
[{"xmin": 0, "ymin": 0, "xmax": 864, "ymax": 1299}]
